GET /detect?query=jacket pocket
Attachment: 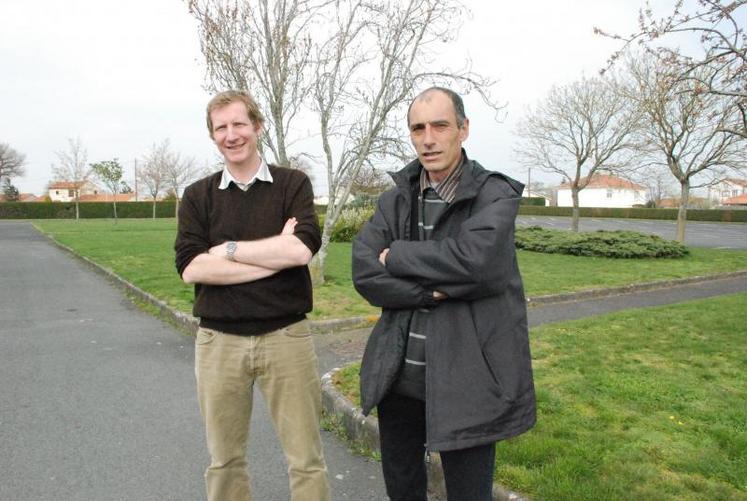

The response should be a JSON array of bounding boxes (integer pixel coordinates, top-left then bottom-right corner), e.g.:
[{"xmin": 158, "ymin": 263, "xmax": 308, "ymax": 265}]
[{"xmin": 480, "ymin": 322, "xmax": 533, "ymax": 403}]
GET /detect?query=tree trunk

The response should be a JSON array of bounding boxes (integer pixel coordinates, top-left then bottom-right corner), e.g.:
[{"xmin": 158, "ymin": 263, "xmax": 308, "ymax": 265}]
[
  {"xmin": 311, "ymin": 218, "xmax": 333, "ymax": 287},
  {"xmin": 676, "ymin": 179, "xmax": 690, "ymax": 243},
  {"xmin": 571, "ymin": 187, "xmax": 580, "ymax": 232},
  {"xmin": 152, "ymin": 200, "xmax": 157, "ymax": 219},
  {"xmin": 74, "ymin": 199, "xmax": 80, "ymax": 221},
  {"xmin": 113, "ymin": 200, "xmax": 118, "ymax": 223}
]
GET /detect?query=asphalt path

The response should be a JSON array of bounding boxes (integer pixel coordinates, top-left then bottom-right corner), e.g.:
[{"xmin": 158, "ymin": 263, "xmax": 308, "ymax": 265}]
[
  {"xmin": 516, "ymin": 215, "xmax": 747, "ymax": 249},
  {"xmin": 0, "ymin": 221, "xmax": 386, "ymax": 501}
]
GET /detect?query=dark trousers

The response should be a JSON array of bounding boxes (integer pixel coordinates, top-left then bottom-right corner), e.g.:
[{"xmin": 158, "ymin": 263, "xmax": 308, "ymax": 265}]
[{"xmin": 377, "ymin": 392, "xmax": 496, "ymax": 501}]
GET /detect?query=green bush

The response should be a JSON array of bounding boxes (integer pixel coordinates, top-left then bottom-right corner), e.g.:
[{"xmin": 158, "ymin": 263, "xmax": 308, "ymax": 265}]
[
  {"xmin": 520, "ymin": 197, "xmax": 547, "ymax": 206},
  {"xmin": 330, "ymin": 206, "xmax": 375, "ymax": 242},
  {"xmin": 515, "ymin": 226, "xmax": 689, "ymax": 258}
]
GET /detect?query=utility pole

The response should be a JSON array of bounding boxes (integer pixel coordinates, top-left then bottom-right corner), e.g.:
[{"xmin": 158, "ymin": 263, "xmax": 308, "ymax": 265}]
[
  {"xmin": 133, "ymin": 159, "xmax": 138, "ymax": 202},
  {"xmin": 527, "ymin": 167, "xmax": 532, "ymax": 198}
]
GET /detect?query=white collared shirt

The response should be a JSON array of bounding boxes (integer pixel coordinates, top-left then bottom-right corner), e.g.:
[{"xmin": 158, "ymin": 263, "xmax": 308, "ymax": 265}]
[{"xmin": 218, "ymin": 158, "xmax": 273, "ymax": 191}]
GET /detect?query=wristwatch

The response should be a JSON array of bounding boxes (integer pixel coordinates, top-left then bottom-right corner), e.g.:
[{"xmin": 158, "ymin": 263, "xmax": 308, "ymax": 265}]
[{"xmin": 225, "ymin": 241, "xmax": 237, "ymax": 261}]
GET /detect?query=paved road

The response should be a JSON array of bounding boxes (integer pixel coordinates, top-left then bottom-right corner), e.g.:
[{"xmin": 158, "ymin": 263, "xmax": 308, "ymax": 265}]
[
  {"xmin": 0, "ymin": 221, "xmax": 386, "ymax": 501},
  {"xmin": 516, "ymin": 215, "xmax": 747, "ymax": 249}
]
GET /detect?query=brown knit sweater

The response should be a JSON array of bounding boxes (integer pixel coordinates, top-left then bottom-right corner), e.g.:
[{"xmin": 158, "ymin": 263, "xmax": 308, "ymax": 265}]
[{"xmin": 174, "ymin": 166, "xmax": 321, "ymax": 335}]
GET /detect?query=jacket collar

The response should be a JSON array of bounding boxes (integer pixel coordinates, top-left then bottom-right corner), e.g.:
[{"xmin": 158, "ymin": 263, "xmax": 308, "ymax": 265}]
[{"xmin": 390, "ymin": 149, "xmax": 502, "ymax": 203}]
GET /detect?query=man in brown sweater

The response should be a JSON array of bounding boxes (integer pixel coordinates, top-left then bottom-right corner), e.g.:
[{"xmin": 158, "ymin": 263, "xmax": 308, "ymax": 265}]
[{"xmin": 175, "ymin": 90, "xmax": 330, "ymax": 501}]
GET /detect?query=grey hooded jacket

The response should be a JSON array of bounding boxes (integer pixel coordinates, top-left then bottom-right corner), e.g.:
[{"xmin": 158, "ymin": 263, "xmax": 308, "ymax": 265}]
[{"xmin": 352, "ymin": 153, "xmax": 536, "ymax": 452}]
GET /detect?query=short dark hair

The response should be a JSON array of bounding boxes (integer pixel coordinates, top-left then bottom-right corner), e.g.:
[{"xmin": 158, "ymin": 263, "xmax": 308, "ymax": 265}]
[{"xmin": 407, "ymin": 87, "xmax": 467, "ymax": 128}]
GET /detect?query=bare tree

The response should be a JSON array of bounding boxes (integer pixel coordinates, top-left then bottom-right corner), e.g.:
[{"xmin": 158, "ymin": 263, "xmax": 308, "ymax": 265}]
[
  {"xmin": 52, "ymin": 137, "xmax": 90, "ymax": 220},
  {"xmin": 187, "ymin": 0, "xmax": 501, "ymax": 283},
  {"xmin": 139, "ymin": 141, "xmax": 169, "ymax": 219},
  {"xmin": 350, "ymin": 164, "xmax": 393, "ymax": 199},
  {"xmin": 597, "ymin": 0, "xmax": 746, "ymax": 138},
  {"xmin": 514, "ymin": 75, "xmax": 640, "ymax": 231},
  {"xmin": 0, "ymin": 143, "xmax": 26, "ymax": 184},
  {"xmin": 309, "ymin": 0, "xmax": 500, "ymax": 281},
  {"xmin": 159, "ymin": 140, "xmax": 200, "ymax": 218},
  {"xmin": 625, "ymin": 54, "xmax": 745, "ymax": 241},
  {"xmin": 188, "ymin": 0, "xmax": 324, "ymax": 166}
]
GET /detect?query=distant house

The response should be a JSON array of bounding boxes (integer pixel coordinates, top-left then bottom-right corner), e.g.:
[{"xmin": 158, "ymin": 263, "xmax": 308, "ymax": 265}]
[
  {"xmin": 48, "ymin": 181, "xmax": 99, "ymax": 202},
  {"xmin": 657, "ymin": 196, "xmax": 710, "ymax": 209},
  {"xmin": 723, "ymin": 194, "xmax": 747, "ymax": 208},
  {"xmin": 556, "ymin": 174, "xmax": 648, "ymax": 208},
  {"xmin": 0, "ymin": 193, "xmax": 41, "ymax": 202},
  {"xmin": 711, "ymin": 178, "xmax": 747, "ymax": 206},
  {"xmin": 19, "ymin": 193, "xmax": 42, "ymax": 202}
]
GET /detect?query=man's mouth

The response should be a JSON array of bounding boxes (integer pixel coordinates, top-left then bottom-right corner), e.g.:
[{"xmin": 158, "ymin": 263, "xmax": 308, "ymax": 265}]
[{"xmin": 423, "ymin": 151, "xmax": 441, "ymax": 159}]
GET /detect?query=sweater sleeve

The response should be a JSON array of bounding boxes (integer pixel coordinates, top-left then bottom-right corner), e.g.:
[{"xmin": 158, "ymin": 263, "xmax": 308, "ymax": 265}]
[
  {"xmin": 174, "ymin": 183, "xmax": 209, "ymax": 278},
  {"xmin": 285, "ymin": 171, "xmax": 321, "ymax": 255}
]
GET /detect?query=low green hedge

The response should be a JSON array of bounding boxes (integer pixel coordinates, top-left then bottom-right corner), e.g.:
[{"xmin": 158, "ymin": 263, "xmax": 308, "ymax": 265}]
[
  {"xmin": 518, "ymin": 205, "xmax": 747, "ymax": 222},
  {"xmin": 520, "ymin": 196, "xmax": 547, "ymax": 206},
  {"xmin": 515, "ymin": 226, "xmax": 689, "ymax": 258},
  {"xmin": 0, "ymin": 201, "xmax": 176, "ymax": 219}
]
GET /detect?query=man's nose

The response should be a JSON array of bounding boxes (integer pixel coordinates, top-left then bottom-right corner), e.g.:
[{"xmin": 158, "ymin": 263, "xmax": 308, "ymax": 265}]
[
  {"xmin": 423, "ymin": 125, "xmax": 435, "ymax": 145},
  {"xmin": 226, "ymin": 125, "xmax": 238, "ymax": 141}
]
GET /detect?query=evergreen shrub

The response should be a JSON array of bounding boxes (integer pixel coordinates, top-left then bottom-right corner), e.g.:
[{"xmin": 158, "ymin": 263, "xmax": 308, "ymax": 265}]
[{"xmin": 515, "ymin": 226, "xmax": 689, "ymax": 258}]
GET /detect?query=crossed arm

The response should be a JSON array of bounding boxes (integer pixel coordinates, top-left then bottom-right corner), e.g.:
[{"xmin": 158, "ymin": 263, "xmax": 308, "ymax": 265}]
[
  {"xmin": 355, "ymin": 194, "xmax": 521, "ymax": 305},
  {"xmin": 181, "ymin": 217, "xmax": 311, "ymax": 285}
]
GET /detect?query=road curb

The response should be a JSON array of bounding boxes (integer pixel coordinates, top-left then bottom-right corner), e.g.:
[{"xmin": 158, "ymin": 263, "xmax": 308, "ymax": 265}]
[
  {"xmin": 527, "ymin": 269, "xmax": 747, "ymax": 306},
  {"xmin": 42, "ymin": 232, "xmax": 381, "ymax": 336}
]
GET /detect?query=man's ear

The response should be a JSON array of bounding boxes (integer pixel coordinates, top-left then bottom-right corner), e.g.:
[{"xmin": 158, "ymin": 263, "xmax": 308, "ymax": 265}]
[{"xmin": 459, "ymin": 117, "xmax": 470, "ymax": 142}]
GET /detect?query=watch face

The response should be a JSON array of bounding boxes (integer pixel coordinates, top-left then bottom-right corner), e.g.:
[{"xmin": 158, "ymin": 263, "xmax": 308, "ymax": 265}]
[{"xmin": 226, "ymin": 241, "xmax": 237, "ymax": 259}]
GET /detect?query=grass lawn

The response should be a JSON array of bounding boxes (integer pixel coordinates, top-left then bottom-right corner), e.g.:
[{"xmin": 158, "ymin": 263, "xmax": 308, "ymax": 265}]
[
  {"xmin": 334, "ymin": 293, "xmax": 747, "ymax": 500},
  {"xmin": 33, "ymin": 218, "xmax": 747, "ymax": 319}
]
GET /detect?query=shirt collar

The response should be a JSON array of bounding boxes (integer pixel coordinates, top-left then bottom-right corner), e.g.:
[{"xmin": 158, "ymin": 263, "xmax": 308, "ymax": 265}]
[
  {"xmin": 418, "ymin": 155, "xmax": 464, "ymax": 203},
  {"xmin": 218, "ymin": 158, "xmax": 273, "ymax": 191}
]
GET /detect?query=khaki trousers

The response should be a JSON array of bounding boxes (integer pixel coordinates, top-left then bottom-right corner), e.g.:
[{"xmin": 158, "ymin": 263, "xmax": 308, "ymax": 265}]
[{"xmin": 195, "ymin": 320, "xmax": 331, "ymax": 501}]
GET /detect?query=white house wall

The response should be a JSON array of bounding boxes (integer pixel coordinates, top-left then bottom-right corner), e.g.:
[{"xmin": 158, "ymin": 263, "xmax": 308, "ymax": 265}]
[{"xmin": 557, "ymin": 187, "xmax": 647, "ymax": 208}]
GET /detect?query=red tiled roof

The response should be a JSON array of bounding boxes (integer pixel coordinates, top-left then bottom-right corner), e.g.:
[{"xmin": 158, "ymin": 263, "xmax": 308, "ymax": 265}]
[
  {"xmin": 0, "ymin": 193, "xmax": 41, "ymax": 202},
  {"xmin": 558, "ymin": 174, "xmax": 646, "ymax": 191},
  {"xmin": 48, "ymin": 181, "xmax": 86, "ymax": 190},
  {"xmin": 724, "ymin": 194, "xmax": 747, "ymax": 205}
]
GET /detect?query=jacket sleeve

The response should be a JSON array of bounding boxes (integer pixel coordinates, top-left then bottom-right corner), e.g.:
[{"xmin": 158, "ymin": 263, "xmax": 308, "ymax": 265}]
[
  {"xmin": 352, "ymin": 197, "xmax": 439, "ymax": 310},
  {"xmin": 384, "ymin": 194, "xmax": 521, "ymax": 299}
]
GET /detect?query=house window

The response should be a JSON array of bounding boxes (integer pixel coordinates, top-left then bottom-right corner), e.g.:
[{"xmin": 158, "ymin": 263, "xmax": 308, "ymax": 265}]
[
  {"xmin": 68, "ymin": 190, "xmax": 75, "ymax": 197},
  {"xmin": 55, "ymin": 190, "xmax": 59, "ymax": 195},
  {"xmin": 734, "ymin": 190, "xmax": 739, "ymax": 197},
  {"xmin": 606, "ymin": 189, "xmax": 613, "ymax": 198},
  {"xmin": 722, "ymin": 190, "xmax": 730, "ymax": 197}
]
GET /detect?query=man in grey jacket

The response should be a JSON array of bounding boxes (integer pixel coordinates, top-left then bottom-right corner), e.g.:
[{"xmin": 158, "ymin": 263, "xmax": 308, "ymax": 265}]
[{"xmin": 352, "ymin": 87, "xmax": 536, "ymax": 501}]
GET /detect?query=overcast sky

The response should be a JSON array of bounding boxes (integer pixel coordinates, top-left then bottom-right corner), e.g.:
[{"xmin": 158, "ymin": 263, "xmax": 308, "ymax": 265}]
[{"xmin": 1, "ymin": 0, "xmax": 689, "ymax": 196}]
